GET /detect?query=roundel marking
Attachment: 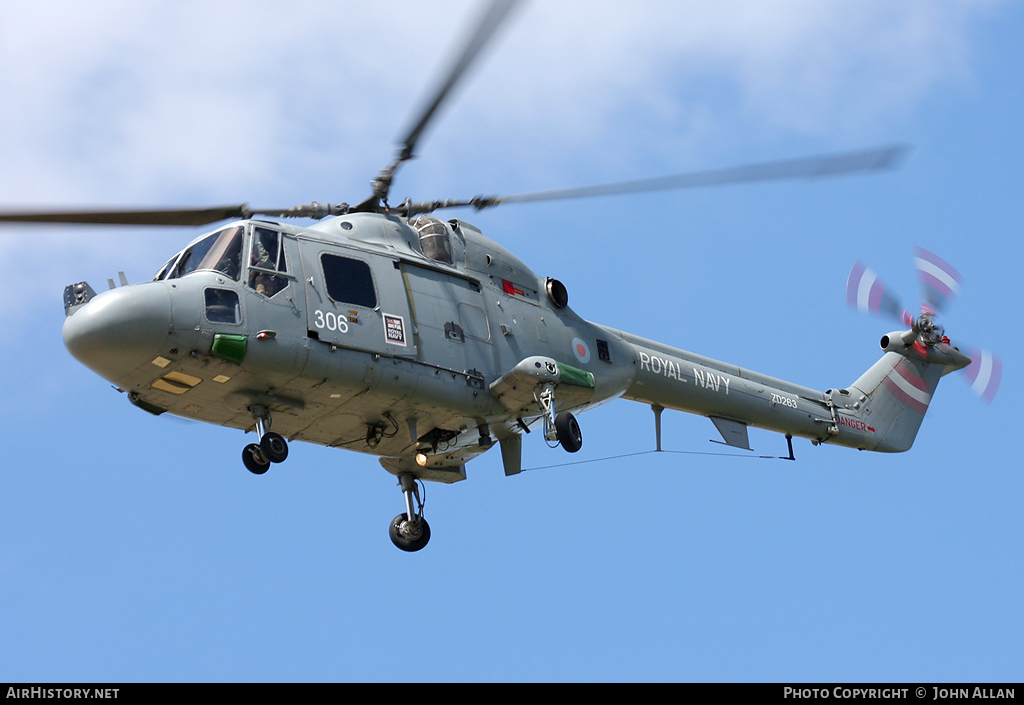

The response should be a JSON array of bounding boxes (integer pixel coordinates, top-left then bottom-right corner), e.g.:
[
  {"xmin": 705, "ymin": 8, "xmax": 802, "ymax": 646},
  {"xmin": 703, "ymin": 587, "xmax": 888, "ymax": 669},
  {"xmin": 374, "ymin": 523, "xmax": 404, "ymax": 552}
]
[{"xmin": 572, "ymin": 337, "xmax": 591, "ymax": 364}]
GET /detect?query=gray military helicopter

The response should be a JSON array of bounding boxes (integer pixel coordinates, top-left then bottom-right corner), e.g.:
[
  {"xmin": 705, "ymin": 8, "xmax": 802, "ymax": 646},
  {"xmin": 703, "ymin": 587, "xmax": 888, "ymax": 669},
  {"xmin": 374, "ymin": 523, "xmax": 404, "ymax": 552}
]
[{"xmin": 1, "ymin": 0, "xmax": 1001, "ymax": 551}]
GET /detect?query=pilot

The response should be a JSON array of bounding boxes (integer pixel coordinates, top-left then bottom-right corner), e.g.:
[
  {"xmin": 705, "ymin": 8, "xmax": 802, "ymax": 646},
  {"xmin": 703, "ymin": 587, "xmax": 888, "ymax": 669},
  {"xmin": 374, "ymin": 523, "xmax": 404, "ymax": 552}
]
[
  {"xmin": 251, "ymin": 271, "xmax": 285, "ymax": 297},
  {"xmin": 216, "ymin": 232, "xmax": 242, "ymax": 280},
  {"xmin": 249, "ymin": 228, "xmax": 286, "ymax": 296},
  {"xmin": 251, "ymin": 229, "xmax": 278, "ymax": 269}
]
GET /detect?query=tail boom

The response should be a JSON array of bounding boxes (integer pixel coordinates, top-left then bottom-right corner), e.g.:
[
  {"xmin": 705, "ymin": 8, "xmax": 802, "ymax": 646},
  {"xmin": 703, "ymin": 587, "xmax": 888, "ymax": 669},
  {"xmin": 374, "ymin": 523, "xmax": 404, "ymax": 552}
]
[{"xmin": 598, "ymin": 326, "xmax": 968, "ymax": 454}]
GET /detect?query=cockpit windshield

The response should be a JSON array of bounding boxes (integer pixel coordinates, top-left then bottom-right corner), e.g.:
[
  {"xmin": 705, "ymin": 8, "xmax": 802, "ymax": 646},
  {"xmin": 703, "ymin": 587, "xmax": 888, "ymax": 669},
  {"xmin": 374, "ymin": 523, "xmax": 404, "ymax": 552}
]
[
  {"xmin": 155, "ymin": 225, "xmax": 244, "ymax": 281},
  {"xmin": 152, "ymin": 255, "xmax": 177, "ymax": 281}
]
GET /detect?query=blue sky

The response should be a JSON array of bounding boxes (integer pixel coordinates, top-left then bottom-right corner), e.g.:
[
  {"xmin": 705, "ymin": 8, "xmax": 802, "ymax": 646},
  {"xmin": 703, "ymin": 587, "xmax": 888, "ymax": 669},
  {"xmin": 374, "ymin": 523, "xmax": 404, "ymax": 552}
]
[{"xmin": 1, "ymin": 0, "xmax": 1021, "ymax": 682}]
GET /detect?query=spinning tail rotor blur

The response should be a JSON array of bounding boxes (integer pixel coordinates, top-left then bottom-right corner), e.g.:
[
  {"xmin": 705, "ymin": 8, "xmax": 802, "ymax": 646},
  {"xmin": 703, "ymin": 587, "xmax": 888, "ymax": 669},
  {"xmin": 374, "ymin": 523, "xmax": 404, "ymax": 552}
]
[{"xmin": 846, "ymin": 248, "xmax": 1001, "ymax": 403}]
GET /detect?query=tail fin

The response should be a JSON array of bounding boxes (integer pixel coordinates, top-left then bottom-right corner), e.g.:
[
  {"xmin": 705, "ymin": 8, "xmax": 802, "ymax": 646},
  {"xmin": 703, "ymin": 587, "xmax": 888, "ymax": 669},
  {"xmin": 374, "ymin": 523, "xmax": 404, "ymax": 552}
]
[{"xmin": 847, "ymin": 352, "xmax": 948, "ymax": 452}]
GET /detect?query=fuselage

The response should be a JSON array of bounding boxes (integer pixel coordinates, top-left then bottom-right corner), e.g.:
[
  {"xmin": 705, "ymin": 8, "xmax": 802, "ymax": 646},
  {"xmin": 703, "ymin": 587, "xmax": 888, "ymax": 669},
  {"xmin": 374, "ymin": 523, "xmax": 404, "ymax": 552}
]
[
  {"xmin": 63, "ymin": 213, "xmax": 635, "ymax": 481},
  {"xmin": 63, "ymin": 212, "xmax": 963, "ymax": 483}
]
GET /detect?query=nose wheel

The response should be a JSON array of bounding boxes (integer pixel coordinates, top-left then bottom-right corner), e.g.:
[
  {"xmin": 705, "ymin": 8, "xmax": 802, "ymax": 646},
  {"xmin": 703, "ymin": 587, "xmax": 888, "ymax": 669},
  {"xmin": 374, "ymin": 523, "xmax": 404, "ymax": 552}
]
[
  {"xmin": 242, "ymin": 443, "xmax": 270, "ymax": 474},
  {"xmin": 389, "ymin": 513, "xmax": 431, "ymax": 552},
  {"xmin": 242, "ymin": 404, "xmax": 289, "ymax": 474},
  {"xmin": 390, "ymin": 473, "xmax": 430, "ymax": 551},
  {"xmin": 259, "ymin": 431, "xmax": 289, "ymax": 463}
]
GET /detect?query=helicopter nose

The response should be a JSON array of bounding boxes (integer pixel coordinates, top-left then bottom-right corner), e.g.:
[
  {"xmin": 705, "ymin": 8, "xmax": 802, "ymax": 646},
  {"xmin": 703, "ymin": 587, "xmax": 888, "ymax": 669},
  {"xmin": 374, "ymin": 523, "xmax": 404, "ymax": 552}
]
[{"xmin": 62, "ymin": 283, "xmax": 172, "ymax": 384}]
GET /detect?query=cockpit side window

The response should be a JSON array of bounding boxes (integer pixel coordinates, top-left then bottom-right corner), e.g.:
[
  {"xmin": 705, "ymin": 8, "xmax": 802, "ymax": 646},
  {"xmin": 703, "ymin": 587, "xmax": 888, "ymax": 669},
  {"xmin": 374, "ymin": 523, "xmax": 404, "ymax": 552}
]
[
  {"xmin": 204, "ymin": 288, "xmax": 241, "ymax": 324},
  {"xmin": 247, "ymin": 226, "xmax": 289, "ymax": 298}
]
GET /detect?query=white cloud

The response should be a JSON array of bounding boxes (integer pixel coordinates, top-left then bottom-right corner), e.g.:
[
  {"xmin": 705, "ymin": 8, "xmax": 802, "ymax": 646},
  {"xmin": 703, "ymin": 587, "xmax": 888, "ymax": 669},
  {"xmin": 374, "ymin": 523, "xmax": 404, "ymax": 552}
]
[{"xmin": 0, "ymin": 0, "xmax": 1004, "ymax": 320}]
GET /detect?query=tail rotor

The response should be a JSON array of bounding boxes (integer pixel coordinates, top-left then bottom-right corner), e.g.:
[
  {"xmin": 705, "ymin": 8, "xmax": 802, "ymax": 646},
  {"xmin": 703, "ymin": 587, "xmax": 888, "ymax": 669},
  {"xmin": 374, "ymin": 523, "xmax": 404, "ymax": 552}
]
[
  {"xmin": 964, "ymin": 348, "xmax": 1002, "ymax": 404},
  {"xmin": 914, "ymin": 246, "xmax": 962, "ymax": 315},
  {"xmin": 846, "ymin": 260, "xmax": 913, "ymax": 325},
  {"xmin": 846, "ymin": 248, "xmax": 1001, "ymax": 404}
]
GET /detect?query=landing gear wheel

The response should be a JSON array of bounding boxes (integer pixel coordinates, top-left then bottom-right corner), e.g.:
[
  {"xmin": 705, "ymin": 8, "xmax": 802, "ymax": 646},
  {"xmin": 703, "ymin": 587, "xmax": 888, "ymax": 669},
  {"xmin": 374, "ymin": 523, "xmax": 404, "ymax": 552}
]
[
  {"xmin": 242, "ymin": 443, "xmax": 270, "ymax": 474},
  {"xmin": 260, "ymin": 432, "xmax": 289, "ymax": 463},
  {"xmin": 555, "ymin": 411, "xmax": 583, "ymax": 453},
  {"xmin": 389, "ymin": 513, "xmax": 431, "ymax": 552}
]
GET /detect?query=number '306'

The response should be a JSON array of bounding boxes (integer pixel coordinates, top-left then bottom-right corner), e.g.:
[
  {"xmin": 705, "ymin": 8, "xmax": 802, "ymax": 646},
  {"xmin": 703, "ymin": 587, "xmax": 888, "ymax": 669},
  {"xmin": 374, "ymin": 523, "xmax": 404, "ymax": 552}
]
[{"xmin": 314, "ymin": 309, "xmax": 349, "ymax": 333}]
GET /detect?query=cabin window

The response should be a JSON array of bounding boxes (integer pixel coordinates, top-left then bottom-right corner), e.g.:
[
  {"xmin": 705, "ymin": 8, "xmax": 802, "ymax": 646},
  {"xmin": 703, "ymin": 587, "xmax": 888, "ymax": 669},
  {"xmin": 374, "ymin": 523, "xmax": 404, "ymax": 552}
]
[
  {"xmin": 168, "ymin": 225, "xmax": 244, "ymax": 281},
  {"xmin": 321, "ymin": 254, "xmax": 376, "ymax": 308},
  {"xmin": 247, "ymin": 226, "xmax": 289, "ymax": 298},
  {"xmin": 204, "ymin": 288, "xmax": 240, "ymax": 324}
]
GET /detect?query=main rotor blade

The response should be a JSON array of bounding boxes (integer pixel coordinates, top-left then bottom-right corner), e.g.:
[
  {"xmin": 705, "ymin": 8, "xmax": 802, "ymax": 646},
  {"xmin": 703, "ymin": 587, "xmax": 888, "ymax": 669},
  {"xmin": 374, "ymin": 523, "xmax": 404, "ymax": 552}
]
[
  {"xmin": 0, "ymin": 202, "xmax": 355, "ymax": 227},
  {"xmin": 400, "ymin": 144, "xmax": 910, "ymax": 216},
  {"xmin": 495, "ymin": 144, "xmax": 910, "ymax": 206},
  {"xmin": 0, "ymin": 205, "xmax": 249, "ymax": 227},
  {"xmin": 398, "ymin": 0, "xmax": 522, "ymax": 162},
  {"xmin": 370, "ymin": 0, "xmax": 523, "ymax": 204}
]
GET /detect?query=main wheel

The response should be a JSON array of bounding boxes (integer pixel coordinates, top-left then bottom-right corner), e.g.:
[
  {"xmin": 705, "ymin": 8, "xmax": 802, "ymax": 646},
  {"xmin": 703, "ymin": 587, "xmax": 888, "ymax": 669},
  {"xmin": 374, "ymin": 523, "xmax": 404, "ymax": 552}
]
[
  {"xmin": 242, "ymin": 443, "xmax": 270, "ymax": 474},
  {"xmin": 554, "ymin": 411, "xmax": 583, "ymax": 453},
  {"xmin": 260, "ymin": 432, "xmax": 289, "ymax": 463},
  {"xmin": 389, "ymin": 513, "xmax": 431, "ymax": 552}
]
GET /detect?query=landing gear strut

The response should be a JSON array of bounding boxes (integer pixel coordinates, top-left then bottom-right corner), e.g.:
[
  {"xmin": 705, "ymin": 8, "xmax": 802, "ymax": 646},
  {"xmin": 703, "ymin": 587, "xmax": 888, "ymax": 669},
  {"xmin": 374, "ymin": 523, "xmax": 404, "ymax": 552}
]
[
  {"xmin": 389, "ymin": 473, "xmax": 431, "ymax": 552},
  {"xmin": 537, "ymin": 383, "xmax": 583, "ymax": 453},
  {"xmin": 242, "ymin": 404, "xmax": 289, "ymax": 474}
]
